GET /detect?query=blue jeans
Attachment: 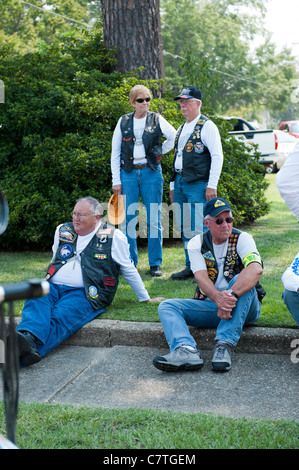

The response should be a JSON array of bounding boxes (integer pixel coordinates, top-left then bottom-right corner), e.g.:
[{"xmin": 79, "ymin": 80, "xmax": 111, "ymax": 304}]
[
  {"xmin": 282, "ymin": 289, "xmax": 299, "ymax": 325},
  {"xmin": 173, "ymin": 174, "xmax": 207, "ymax": 269},
  {"xmin": 121, "ymin": 165, "xmax": 164, "ymax": 267},
  {"xmin": 158, "ymin": 276, "xmax": 261, "ymax": 351},
  {"xmin": 16, "ymin": 283, "xmax": 105, "ymax": 358}
]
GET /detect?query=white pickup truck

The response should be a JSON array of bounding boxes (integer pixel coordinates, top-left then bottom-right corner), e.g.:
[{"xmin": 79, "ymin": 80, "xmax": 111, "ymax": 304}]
[{"xmin": 225, "ymin": 117, "xmax": 278, "ymax": 173}]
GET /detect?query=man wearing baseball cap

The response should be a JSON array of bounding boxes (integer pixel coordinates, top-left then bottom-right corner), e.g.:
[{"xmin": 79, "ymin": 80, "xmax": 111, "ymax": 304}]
[
  {"xmin": 170, "ymin": 86, "xmax": 224, "ymax": 280},
  {"xmin": 153, "ymin": 197, "xmax": 265, "ymax": 372}
]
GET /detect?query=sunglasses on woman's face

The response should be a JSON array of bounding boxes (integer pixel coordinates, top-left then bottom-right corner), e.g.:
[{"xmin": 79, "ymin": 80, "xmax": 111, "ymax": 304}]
[{"xmin": 135, "ymin": 97, "xmax": 151, "ymax": 103}]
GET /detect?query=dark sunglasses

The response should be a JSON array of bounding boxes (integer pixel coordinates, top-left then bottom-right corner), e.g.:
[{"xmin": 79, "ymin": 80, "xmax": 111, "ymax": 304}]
[
  {"xmin": 135, "ymin": 97, "xmax": 151, "ymax": 103},
  {"xmin": 210, "ymin": 217, "xmax": 234, "ymax": 225}
]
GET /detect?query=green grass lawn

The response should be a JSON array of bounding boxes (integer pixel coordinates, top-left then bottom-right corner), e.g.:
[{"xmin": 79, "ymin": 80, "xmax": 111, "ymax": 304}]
[{"xmin": 0, "ymin": 402, "xmax": 298, "ymax": 449}]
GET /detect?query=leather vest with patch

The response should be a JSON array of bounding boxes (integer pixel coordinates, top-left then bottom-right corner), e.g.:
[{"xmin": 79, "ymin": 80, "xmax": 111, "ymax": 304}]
[
  {"xmin": 194, "ymin": 228, "xmax": 266, "ymax": 302},
  {"xmin": 46, "ymin": 223, "xmax": 120, "ymax": 310},
  {"xmin": 120, "ymin": 111, "xmax": 163, "ymax": 172},
  {"xmin": 171, "ymin": 115, "xmax": 211, "ymax": 183}
]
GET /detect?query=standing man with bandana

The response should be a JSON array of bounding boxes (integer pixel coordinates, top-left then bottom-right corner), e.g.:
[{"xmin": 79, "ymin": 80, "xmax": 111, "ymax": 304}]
[{"xmin": 170, "ymin": 86, "xmax": 223, "ymax": 280}]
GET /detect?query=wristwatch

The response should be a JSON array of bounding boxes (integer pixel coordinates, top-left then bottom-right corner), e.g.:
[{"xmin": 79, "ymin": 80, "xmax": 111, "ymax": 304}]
[{"xmin": 228, "ymin": 289, "xmax": 239, "ymax": 299}]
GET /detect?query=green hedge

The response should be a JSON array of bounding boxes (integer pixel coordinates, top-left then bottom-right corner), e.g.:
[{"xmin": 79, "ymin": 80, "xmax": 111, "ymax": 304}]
[{"xmin": 0, "ymin": 30, "xmax": 269, "ymax": 249}]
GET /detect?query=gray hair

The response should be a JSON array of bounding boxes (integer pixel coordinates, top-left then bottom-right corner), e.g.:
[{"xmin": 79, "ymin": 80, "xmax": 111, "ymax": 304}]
[{"xmin": 76, "ymin": 196, "xmax": 103, "ymax": 216}]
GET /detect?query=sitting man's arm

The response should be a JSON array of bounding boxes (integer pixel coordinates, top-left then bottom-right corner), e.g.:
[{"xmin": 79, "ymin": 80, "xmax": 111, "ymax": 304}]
[{"xmin": 194, "ymin": 262, "xmax": 263, "ymax": 320}]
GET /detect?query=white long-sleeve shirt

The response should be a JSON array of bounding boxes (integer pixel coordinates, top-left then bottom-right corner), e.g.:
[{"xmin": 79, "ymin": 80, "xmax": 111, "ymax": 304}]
[
  {"xmin": 111, "ymin": 113, "xmax": 176, "ymax": 186},
  {"xmin": 50, "ymin": 221, "xmax": 150, "ymax": 302},
  {"xmin": 282, "ymin": 251, "xmax": 299, "ymax": 292},
  {"xmin": 170, "ymin": 114, "xmax": 223, "ymax": 191},
  {"xmin": 276, "ymin": 140, "xmax": 299, "ymax": 219}
]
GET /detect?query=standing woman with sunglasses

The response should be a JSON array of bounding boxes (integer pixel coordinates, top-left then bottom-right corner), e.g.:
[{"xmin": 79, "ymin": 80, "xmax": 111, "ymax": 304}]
[{"xmin": 111, "ymin": 85, "xmax": 176, "ymax": 276}]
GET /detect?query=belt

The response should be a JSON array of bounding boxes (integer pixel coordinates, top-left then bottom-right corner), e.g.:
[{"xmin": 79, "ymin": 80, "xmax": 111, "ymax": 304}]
[{"xmin": 132, "ymin": 163, "xmax": 150, "ymax": 169}]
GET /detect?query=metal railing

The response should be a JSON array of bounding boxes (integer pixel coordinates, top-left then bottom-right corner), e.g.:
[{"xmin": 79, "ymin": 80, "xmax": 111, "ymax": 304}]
[{"xmin": 0, "ymin": 189, "xmax": 50, "ymax": 448}]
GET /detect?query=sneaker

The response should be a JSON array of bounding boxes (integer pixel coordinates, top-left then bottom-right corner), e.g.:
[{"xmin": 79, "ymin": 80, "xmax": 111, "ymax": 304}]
[
  {"xmin": 212, "ymin": 342, "xmax": 232, "ymax": 371},
  {"xmin": 153, "ymin": 346, "xmax": 204, "ymax": 372},
  {"xmin": 171, "ymin": 268, "xmax": 193, "ymax": 280},
  {"xmin": 17, "ymin": 330, "xmax": 41, "ymax": 366},
  {"xmin": 150, "ymin": 265, "xmax": 162, "ymax": 277}
]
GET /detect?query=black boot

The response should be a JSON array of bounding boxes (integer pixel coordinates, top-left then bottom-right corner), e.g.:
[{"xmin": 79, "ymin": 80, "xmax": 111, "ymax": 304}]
[
  {"xmin": 150, "ymin": 265, "xmax": 162, "ymax": 277},
  {"xmin": 171, "ymin": 268, "xmax": 193, "ymax": 280},
  {"xmin": 17, "ymin": 330, "xmax": 41, "ymax": 365}
]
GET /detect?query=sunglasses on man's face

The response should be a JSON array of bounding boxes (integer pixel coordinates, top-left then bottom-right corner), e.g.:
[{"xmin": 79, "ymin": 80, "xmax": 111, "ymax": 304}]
[
  {"xmin": 209, "ymin": 217, "xmax": 234, "ymax": 225},
  {"xmin": 135, "ymin": 97, "xmax": 151, "ymax": 103}
]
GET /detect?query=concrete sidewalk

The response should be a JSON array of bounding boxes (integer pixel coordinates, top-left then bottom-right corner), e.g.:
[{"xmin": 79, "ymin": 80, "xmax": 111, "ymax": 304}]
[
  {"xmin": 1, "ymin": 320, "xmax": 298, "ymax": 422},
  {"xmin": 1, "ymin": 345, "xmax": 298, "ymax": 422}
]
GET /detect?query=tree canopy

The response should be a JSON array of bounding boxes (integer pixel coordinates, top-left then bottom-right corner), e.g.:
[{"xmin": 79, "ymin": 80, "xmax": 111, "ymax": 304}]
[
  {"xmin": 1, "ymin": 0, "xmax": 296, "ymax": 121},
  {"xmin": 0, "ymin": 0, "xmax": 91, "ymax": 52},
  {"xmin": 160, "ymin": 0, "xmax": 298, "ymax": 121}
]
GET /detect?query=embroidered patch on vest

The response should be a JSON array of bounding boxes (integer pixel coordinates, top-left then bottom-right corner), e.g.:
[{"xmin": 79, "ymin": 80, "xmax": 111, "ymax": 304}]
[
  {"xmin": 203, "ymin": 251, "xmax": 215, "ymax": 262},
  {"xmin": 186, "ymin": 142, "xmax": 193, "ymax": 152},
  {"xmin": 46, "ymin": 265, "xmax": 56, "ymax": 278},
  {"xmin": 88, "ymin": 285, "xmax": 99, "ymax": 299},
  {"xmin": 207, "ymin": 267, "xmax": 217, "ymax": 280},
  {"xmin": 104, "ymin": 277, "xmax": 116, "ymax": 286},
  {"xmin": 94, "ymin": 253, "xmax": 107, "ymax": 260},
  {"xmin": 59, "ymin": 227, "xmax": 77, "ymax": 243},
  {"xmin": 59, "ymin": 244, "xmax": 73, "ymax": 259},
  {"xmin": 194, "ymin": 142, "xmax": 204, "ymax": 153}
]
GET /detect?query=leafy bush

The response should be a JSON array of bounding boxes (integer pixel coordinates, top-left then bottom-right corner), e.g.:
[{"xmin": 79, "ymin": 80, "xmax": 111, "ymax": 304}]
[{"xmin": 0, "ymin": 29, "xmax": 269, "ymax": 249}]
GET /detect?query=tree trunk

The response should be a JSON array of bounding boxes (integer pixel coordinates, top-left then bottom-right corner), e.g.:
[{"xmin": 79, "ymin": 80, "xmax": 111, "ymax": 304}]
[{"xmin": 101, "ymin": 0, "xmax": 164, "ymax": 81}]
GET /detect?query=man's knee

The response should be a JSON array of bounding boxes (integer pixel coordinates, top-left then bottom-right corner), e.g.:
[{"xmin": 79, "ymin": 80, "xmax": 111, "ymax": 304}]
[{"xmin": 158, "ymin": 299, "xmax": 179, "ymax": 317}]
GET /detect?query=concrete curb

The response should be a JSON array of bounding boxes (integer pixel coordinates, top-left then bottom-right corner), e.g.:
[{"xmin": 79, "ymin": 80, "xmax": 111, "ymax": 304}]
[{"xmin": 63, "ymin": 319, "xmax": 299, "ymax": 355}]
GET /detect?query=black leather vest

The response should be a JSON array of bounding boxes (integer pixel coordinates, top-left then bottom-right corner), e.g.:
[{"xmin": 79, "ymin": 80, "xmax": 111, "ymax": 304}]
[
  {"xmin": 46, "ymin": 223, "xmax": 120, "ymax": 310},
  {"xmin": 120, "ymin": 111, "xmax": 163, "ymax": 172},
  {"xmin": 194, "ymin": 228, "xmax": 266, "ymax": 301},
  {"xmin": 171, "ymin": 115, "xmax": 211, "ymax": 183}
]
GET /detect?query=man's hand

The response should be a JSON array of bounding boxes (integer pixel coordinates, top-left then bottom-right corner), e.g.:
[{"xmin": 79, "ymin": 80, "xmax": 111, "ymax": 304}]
[
  {"xmin": 144, "ymin": 297, "xmax": 165, "ymax": 303},
  {"xmin": 215, "ymin": 290, "xmax": 237, "ymax": 320},
  {"xmin": 112, "ymin": 184, "xmax": 122, "ymax": 195},
  {"xmin": 206, "ymin": 187, "xmax": 217, "ymax": 200}
]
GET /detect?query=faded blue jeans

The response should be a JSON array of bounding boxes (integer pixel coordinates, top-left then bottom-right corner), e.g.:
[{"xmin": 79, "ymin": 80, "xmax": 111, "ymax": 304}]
[
  {"xmin": 16, "ymin": 283, "xmax": 105, "ymax": 358},
  {"xmin": 158, "ymin": 276, "xmax": 261, "ymax": 351},
  {"xmin": 282, "ymin": 289, "xmax": 299, "ymax": 325},
  {"xmin": 173, "ymin": 174, "xmax": 208, "ymax": 269},
  {"xmin": 121, "ymin": 165, "xmax": 164, "ymax": 267}
]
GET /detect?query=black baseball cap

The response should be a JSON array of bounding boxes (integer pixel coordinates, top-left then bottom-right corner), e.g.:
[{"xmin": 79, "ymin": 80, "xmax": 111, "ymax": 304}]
[{"xmin": 174, "ymin": 85, "xmax": 202, "ymax": 101}]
